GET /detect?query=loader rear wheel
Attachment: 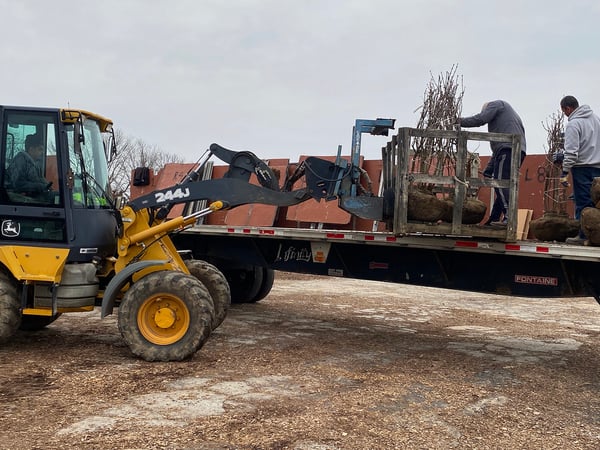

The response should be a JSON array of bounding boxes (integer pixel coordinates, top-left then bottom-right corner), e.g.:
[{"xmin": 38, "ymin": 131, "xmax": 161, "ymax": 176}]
[
  {"xmin": 0, "ymin": 271, "xmax": 20, "ymax": 343},
  {"xmin": 185, "ymin": 260, "xmax": 231, "ymax": 330},
  {"xmin": 118, "ymin": 271, "xmax": 215, "ymax": 362}
]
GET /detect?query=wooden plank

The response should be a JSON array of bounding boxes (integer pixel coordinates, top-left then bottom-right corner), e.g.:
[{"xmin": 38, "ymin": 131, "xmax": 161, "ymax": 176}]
[{"xmin": 517, "ymin": 209, "xmax": 533, "ymax": 240}]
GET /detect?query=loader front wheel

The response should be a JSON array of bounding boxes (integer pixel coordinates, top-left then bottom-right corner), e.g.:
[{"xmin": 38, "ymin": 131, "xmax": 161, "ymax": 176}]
[
  {"xmin": 0, "ymin": 271, "xmax": 20, "ymax": 343},
  {"xmin": 185, "ymin": 260, "xmax": 231, "ymax": 329},
  {"xmin": 118, "ymin": 271, "xmax": 215, "ymax": 361}
]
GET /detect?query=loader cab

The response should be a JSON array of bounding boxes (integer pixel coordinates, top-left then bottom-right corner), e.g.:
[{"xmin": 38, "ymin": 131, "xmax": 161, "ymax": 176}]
[{"xmin": 0, "ymin": 106, "xmax": 118, "ymax": 261}]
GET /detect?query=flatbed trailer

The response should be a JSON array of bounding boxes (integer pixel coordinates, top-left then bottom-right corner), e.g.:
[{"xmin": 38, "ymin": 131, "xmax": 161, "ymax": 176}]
[
  {"xmin": 166, "ymin": 123, "xmax": 600, "ymax": 305},
  {"xmin": 172, "ymin": 224, "xmax": 600, "ymax": 303}
]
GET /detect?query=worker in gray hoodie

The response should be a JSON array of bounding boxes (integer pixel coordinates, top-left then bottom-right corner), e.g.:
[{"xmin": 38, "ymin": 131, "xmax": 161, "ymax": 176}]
[
  {"xmin": 460, "ymin": 100, "xmax": 527, "ymax": 227},
  {"xmin": 556, "ymin": 95, "xmax": 600, "ymax": 244}
]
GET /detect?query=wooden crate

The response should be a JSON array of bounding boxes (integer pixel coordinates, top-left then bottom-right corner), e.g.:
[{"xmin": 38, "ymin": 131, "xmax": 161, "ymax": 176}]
[{"xmin": 382, "ymin": 127, "xmax": 523, "ymax": 242}]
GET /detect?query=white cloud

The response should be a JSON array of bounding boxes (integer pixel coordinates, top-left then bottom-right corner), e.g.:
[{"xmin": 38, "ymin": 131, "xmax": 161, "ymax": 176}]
[{"xmin": 1, "ymin": 0, "xmax": 599, "ymax": 161}]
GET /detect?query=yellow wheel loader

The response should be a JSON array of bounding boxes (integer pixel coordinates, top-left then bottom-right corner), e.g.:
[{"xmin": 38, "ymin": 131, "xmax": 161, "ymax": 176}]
[{"xmin": 0, "ymin": 105, "xmax": 312, "ymax": 361}]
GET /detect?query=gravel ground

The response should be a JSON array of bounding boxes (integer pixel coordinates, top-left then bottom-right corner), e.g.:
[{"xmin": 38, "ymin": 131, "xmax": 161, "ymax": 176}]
[{"xmin": 1, "ymin": 272, "xmax": 600, "ymax": 449}]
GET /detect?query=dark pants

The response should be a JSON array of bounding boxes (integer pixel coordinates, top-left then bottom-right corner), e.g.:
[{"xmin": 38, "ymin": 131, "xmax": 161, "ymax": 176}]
[
  {"xmin": 571, "ymin": 166, "xmax": 600, "ymax": 238},
  {"xmin": 487, "ymin": 148, "xmax": 526, "ymax": 223}
]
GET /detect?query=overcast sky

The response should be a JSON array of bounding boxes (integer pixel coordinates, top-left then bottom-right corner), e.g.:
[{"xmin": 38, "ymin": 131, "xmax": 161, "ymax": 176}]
[{"xmin": 2, "ymin": 0, "xmax": 599, "ymax": 162}]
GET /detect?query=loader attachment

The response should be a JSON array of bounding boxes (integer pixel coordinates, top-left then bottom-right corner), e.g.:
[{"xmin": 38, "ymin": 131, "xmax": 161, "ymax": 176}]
[{"xmin": 128, "ymin": 178, "xmax": 310, "ymax": 212}]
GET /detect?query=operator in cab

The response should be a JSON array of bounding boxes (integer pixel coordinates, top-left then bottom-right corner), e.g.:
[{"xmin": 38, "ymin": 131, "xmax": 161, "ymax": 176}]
[{"xmin": 9, "ymin": 133, "xmax": 53, "ymax": 202}]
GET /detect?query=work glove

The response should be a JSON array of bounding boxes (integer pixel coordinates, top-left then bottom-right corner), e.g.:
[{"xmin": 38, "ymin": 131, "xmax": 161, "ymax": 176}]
[
  {"xmin": 559, "ymin": 171, "xmax": 569, "ymax": 187},
  {"xmin": 552, "ymin": 152, "xmax": 564, "ymax": 164}
]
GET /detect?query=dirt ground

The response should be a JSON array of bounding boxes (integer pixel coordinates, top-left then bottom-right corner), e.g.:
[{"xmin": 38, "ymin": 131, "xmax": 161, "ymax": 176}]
[{"xmin": 1, "ymin": 272, "xmax": 600, "ymax": 450}]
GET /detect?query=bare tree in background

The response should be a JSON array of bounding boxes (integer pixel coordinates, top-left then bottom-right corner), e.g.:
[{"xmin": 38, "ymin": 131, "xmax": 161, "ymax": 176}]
[{"xmin": 107, "ymin": 129, "xmax": 184, "ymax": 197}]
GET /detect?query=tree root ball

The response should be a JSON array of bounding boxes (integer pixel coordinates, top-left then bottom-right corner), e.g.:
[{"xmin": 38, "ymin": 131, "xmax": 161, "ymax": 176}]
[
  {"xmin": 581, "ymin": 207, "xmax": 600, "ymax": 246},
  {"xmin": 529, "ymin": 213, "xmax": 579, "ymax": 242},
  {"xmin": 441, "ymin": 198, "xmax": 487, "ymax": 224},
  {"xmin": 407, "ymin": 190, "xmax": 450, "ymax": 222},
  {"xmin": 407, "ymin": 190, "xmax": 486, "ymax": 224}
]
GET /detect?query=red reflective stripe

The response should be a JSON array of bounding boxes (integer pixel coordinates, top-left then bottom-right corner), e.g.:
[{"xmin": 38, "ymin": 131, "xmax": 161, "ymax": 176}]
[
  {"xmin": 536, "ymin": 246, "xmax": 549, "ymax": 253},
  {"xmin": 386, "ymin": 236, "xmax": 397, "ymax": 242},
  {"xmin": 227, "ymin": 228, "xmax": 235, "ymax": 233},
  {"xmin": 259, "ymin": 229, "xmax": 275, "ymax": 235},
  {"xmin": 456, "ymin": 241, "xmax": 478, "ymax": 248},
  {"xmin": 326, "ymin": 233, "xmax": 345, "ymax": 239},
  {"xmin": 505, "ymin": 244, "xmax": 520, "ymax": 251},
  {"xmin": 242, "ymin": 228, "xmax": 251, "ymax": 233},
  {"xmin": 365, "ymin": 235, "xmax": 375, "ymax": 241}
]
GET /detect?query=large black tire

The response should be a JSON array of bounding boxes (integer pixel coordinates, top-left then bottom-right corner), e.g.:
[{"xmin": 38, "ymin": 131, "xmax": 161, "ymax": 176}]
[
  {"xmin": 250, "ymin": 267, "xmax": 275, "ymax": 303},
  {"xmin": 117, "ymin": 271, "xmax": 215, "ymax": 362},
  {"xmin": 185, "ymin": 260, "xmax": 231, "ymax": 329},
  {"xmin": 227, "ymin": 266, "xmax": 264, "ymax": 304},
  {"xmin": 0, "ymin": 271, "xmax": 20, "ymax": 343},
  {"xmin": 227, "ymin": 266, "xmax": 275, "ymax": 304},
  {"xmin": 19, "ymin": 313, "xmax": 62, "ymax": 331}
]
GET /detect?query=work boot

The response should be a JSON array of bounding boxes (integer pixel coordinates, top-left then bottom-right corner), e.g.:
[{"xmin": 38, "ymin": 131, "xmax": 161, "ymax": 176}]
[
  {"xmin": 565, "ymin": 236, "xmax": 587, "ymax": 245},
  {"xmin": 490, "ymin": 219, "xmax": 508, "ymax": 228}
]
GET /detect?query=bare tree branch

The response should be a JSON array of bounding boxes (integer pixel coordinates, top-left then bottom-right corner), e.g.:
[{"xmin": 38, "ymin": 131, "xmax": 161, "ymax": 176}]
[
  {"xmin": 413, "ymin": 64, "xmax": 464, "ymax": 191},
  {"xmin": 107, "ymin": 129, "xmax": 184, "ymax": 197},
  {"xmin": 541, "ymin": 111, "xmax": 567, "ymax": 215}
]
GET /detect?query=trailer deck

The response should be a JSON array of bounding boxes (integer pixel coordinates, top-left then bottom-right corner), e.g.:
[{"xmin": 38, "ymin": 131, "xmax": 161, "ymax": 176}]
[{"xmin": 173, "ymin": 224, "xmax": 600, "ymax": 301}]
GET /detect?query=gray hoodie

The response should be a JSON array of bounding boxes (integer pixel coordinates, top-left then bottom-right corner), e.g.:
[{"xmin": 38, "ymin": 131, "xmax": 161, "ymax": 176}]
[
  {"xmin": 460, "ymin": 100, "xmax": 526, "ymax": 155},
  {"xmin": 562, "ymin": 104, "xmax": 600, "ymax": 172}
]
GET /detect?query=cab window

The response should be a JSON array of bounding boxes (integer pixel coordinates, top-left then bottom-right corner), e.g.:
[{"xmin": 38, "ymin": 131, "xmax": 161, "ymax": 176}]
[{"xmin": 2, "ymin": 112, "xmax": 61, "ymax": 206}]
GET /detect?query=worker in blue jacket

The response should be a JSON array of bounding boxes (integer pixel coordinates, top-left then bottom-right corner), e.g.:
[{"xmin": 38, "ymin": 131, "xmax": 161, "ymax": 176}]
[{"xmin": 460, "ymin": 100, "xmax": 527, "ymax": 227}]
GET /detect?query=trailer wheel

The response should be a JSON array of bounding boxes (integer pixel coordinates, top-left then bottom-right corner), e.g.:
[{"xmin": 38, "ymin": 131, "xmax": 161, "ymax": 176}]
[
  {"xmin": 118, "ymin": 271, "xmax": 214, "ymax": 362},
  {"xmin": 0, "ymin": 271, "xmax": 20, "ymax": 343},
  {"xmin": 250, "ymin": 267, "xmax": 275, "ymax": 303},
  {"xmin": 19, "ymin": 314, "xmax": 62, "ymax": 331},
  {"xmin": 228, "ymin": 266, "xmax": 264, "ymax": 304},
  {"xmin": 185, "ymin": 260, "xmax": 231, "ymax": 329}
]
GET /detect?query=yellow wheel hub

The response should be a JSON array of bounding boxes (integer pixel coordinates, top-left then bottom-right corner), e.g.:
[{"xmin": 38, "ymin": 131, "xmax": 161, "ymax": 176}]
[
  {"xmin": 137, "ymin": 294, "xmax": 190, "ymax": 345},
  {"xmin": 154, "ymin": 307, "xmax": 176, "ymax": 328}
]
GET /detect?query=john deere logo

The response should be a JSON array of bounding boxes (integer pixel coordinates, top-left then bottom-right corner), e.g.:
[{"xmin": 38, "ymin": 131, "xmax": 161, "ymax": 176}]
[{"xmin": 1, "ymin": 220, "xmax": 20, "ymax": 237}]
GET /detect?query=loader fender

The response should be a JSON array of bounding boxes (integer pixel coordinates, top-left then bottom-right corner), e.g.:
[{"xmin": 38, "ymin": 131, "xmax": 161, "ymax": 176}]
[{"xmin": 101, "ymin": 260, "xmax": 167, "ymax": 318}]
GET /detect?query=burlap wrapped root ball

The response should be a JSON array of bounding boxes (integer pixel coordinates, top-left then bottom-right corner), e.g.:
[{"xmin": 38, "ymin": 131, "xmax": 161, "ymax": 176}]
[
  {"xmin": 581, "ymin": 207, "xmax": 600, "ymax": 245},
  {"xmin": 530, "ymin": 213, "xmax": 580, "ymax": 242},
  {"xmin": 407, "ymin": 189, "xmax": 451, "ymax": 222},
  {"xmin": 441, "ymin": 198, "xmax": 487, "ymax": 224},
  {"xmin": 407, "ymin": 190, "xmax": 486, "ymax": 224}
]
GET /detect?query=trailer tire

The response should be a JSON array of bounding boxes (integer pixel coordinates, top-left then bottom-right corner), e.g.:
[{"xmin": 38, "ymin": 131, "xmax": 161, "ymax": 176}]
[
  {"xmin": 0, "ymin": 271, "xmax": 20, "ymax": 343},
  {"xmin": 228, "ymin": 266, "xmax": 264, "ymax": 304},
  {"xmin": 250, "ymin": 267, "xmax": 275, "ymax": 303},
  {"xmin": 118, "ymin": 271, "xmax": 214, "ymax": 362},
  {"xmin": 185, "ymin": 260, "xmax": 231, "ymax": 329},
  {"xmin": 19, "ymin": 314, "xmax": 62, "ymax": 331}
]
